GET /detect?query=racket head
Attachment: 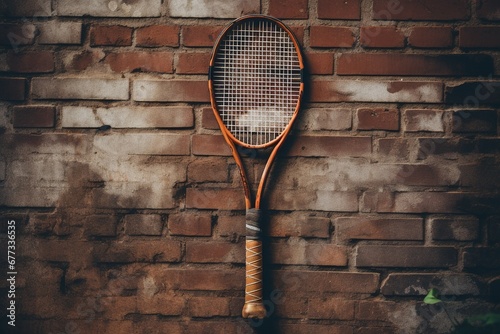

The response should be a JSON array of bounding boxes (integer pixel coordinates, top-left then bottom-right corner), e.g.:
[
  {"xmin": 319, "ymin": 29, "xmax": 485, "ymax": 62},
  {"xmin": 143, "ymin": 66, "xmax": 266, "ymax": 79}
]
[{"xmin": 208, "ymin": 15, "xmax": 304, "ymax": 149}]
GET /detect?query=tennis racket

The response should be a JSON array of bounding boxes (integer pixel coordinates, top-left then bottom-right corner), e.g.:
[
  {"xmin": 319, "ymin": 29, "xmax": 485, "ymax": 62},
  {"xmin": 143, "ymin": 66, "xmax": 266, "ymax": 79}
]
[{"xmin": 208, "ymin": 15, "xmax": 304, "ymax": 319}]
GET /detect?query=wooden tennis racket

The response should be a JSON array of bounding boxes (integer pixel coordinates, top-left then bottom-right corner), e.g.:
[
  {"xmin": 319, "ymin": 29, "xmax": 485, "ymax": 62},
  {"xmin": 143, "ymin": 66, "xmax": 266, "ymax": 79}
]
[{"xmin": 208, "ymin": 15, "xmax": 304, "ymax": 319}]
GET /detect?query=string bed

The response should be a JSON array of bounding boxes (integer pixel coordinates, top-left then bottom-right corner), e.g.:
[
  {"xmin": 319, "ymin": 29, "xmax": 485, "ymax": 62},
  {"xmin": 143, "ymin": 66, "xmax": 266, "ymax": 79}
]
[{"xmin": 212, "ymin": 19, "xmax": 301, "ymax": 146}]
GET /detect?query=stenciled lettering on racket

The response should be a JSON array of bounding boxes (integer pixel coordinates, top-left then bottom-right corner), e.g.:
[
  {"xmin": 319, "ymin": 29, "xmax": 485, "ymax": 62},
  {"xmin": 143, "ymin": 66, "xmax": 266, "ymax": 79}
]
[{"xmin": 208, "ymin": 15, "xmax": 304, "ymax": 319}]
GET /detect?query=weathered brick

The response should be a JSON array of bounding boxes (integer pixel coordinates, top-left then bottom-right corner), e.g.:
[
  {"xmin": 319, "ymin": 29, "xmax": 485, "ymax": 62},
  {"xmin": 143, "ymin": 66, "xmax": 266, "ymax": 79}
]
[
  {"xmin": 217, "ymin": 215, "xmax": 245, "ymax": 238},
  {"xmin": 308, "ymin": 298, "xmax": 355, "ymax": 320},
  {"xmin": 463, "ymin": 247, "xmax": 500, "ymax": 269},
  {"xmin": 93, "ymin": 240, "xmax": 181, "ymax": 263},
  {"xmin": 169, "ymin": 0, "xmax": 259, "ymax": 18},
  {"xmin": 2, "ymin": 133, "xmax": 88, "ymax": 155},
  {"xmin": 93, "ymin": 134, "xmax": 190, "ymax": 155},
  {"xmin": 273, "ymin": 270, "xmax": 379, "ymax": 294},
  {"xmin": 187, "ymin": 157, "xmax": 228, "ymax": 182},
  {"xmin": 186, "ymin": 188, "xmax": 244, "ymax": 210},
  {"xmin": 168, "ymin": 213, "xmax": 212, "ymax": 236},
  {"xmin": 32, "ymin": 77, "xmax": 129, "ymax": 100},
  {"xmin": 356, "ymin": 300, "xmax": 399, "ymax": 321},
  {"xmin": 271, "ymin": 242, "xmax": 348, "ymax": 266},
  {"xmin": 305, "ymin": 53, "xmax": 335, "ymax": 75},
  {"xmin": 13, "ymin": 105, "xmax": 55, "ymax": 128},
  {"xmin": 192, "ymin": 134, "xmax": 231, "ymax": 156},
  {"xmin": 357, "ymin": 108, "xmax": 399, "ymax": 131},
  {"xmin": 430, "ymin": 216, "xmax": 479, "ymax": 241},
  {"xmin": 136, "ymin": 25, "xmax": 179, "ymax": 47},
  {"xmin": 124, "ymin": 214, "xmax": 163, "ymax": 236},
  {"xmin": 459, "ymin": 27, "xmax": 500, "ymax": 48},
  {"xmin": 0, "ymin": 77, "xmax": 26, "ymax": 100},
  {"xmin": 409, "ymin": 27, "xmax": 453, "ymax": 48},
  {"xmin": 84, "ymin": 214, "xmax": 118, "ymax": 237},
  {"xmin": 477, "ymin": 0, "xmax": 500, "ymax": 21},
  {"xmin": 378, "ymin": 191, "xmax": 469, "ymax": 214},
  {"xmin": 176, "ymin": 52, "xmax": 211, "ymax": 74},
  {"xmin": 201, "ymin": 107, "xmax": 219, "ymax": 129},
  {"xmin": 444, "ymin": 81, "xmax": 500, "ymax": 105},
  {"xmin": 38, "ymin": 21, "xmax": 82, "ymax": 44},
  {"xmin": 310, "ymin": 26, "xmax": 356, "ymax": 48},
  {"xmin": 62, "ymin": 106, "xmax": 193, "ymax": 129},
  {"xmin": 269, "ymin": 189, "xmax": 359, "ymax": 212},
  {"xmin": 460, "ymin": 163, "xmax": 500, "ymax": 189},
  {"xmin": 186, "ymin": 241, "xmax": 244, "ymax": 263},
  {"xmin": 381, "ymin": 273, "xmax": 485, "ymax": 296},
  {"xmin": 403, "ymin": 109, "xmax": 445, "ymax": 132},
  {"xmin": 297, "ymin": 108, "xmax": 351, "ymax": 131},
  {"xmin": 318, "ymin": 0, "xmax": 360, "ymax": 20},
  {"xmin": 133, "ymin": 79, "xmax": 209, "ymax": 102},
  {"xmin": 0, "ymin": 0, "xmax": 52, "ymax": 17},
  {"xmin": 269, "ymin": 0, "xmax": 308, "ymax": 19},
  {"xmin": 452, "ymin": 109, "xmax": 497, "ymax": 133},
  {"xmin": 6, "ymin": 51, "xmax": 54, "ymax": 73},
  {"xmin": 62, "ymin": 50, "xmax": 105, "ymax": 71},
  {"xmin": 360, "ymin": 26, "xmax": 404, "ymax": 48},
  {"xmin": 310, "ymin": 80, "xmax": 442, "ymax": 103},
  {"xmin": 416, "ymin": 137, "xmax": 475, "ymax": 160},
  {"xmin": 182, "ymin": 25, "xmax": 224, "ymax": 47},
  {"xmin": 90, "ymin": 25, "xmax": 133, "ymax": 46},
  {"xmin": 188, "ymin": 297, "xmax": 231, "ymax": 317},
  {"xmin": 377, "ymin": 138, "xmax": 410, "ymax": 160},
  {"xmin": 56, "ymin": 0, "xmax": 162, "ymax": 17},
  {"xmin": 105, "ymin": 52, "xmax": 173, "ymax": 73},
  {"xmin": 373, "ymin": 0, "xmax": 469, "ymax": 21},
  {"xmin": 0, "ymin": 23, "xmax": 35, "ymax": 47},
  {"xmin": 287, "ymin": 135, "xmax": 371, "ymax": 157},
  {"xmin": 356, "ymin": 246, "xmax": 457, "ymax": 268},
  {"xmin": 336, "ymin": 217, "xmax": 424, "ymax": 241},
  {"xmin": 280, "ymin": 324, "xmax": 353, "ymax": 334},
  {"xmin": 337, "ymin": 54, "xmax": 493, "ymax": 76}
]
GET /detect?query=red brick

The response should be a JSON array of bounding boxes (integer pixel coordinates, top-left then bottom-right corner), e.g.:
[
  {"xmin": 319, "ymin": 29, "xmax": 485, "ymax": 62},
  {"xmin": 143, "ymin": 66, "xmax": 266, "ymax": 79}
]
[
  {"xmin": 6, "ymin": 51, "xmax": 54, "ymax": 73},
  {"xmin": 188, "ymin": 296, "xmax": 231, "ymax": 317},
  {"xmin": 133, "ymin": 79, "xmax": 209, "ymax": 102},
  {"xmin": 174, "ymin": 269, "xmax": 244, "ymax": 291},
  {"xmin": 357, "ymin": 300, "xmax": 399, "ymax": 320},
  {"xmin": 459, "ymin": 27, "xmax": 500, "ymax": 49},
  {"xmin": 137, "ymin": 294, "xmax": 185, "ymax": 316},
  {"xmin": 269, "ymin": 215, "xmax": 331, "ymax": 238},
  {"xmin": 477, "ymin": 0, "xmax": 500, "ymax": 21},
  {"xmin": 182, "ymin": 25, "xmax": 223, "ymax": 47},
  {"xmin": 168, "ymin": 213, "xmax": 212, "ymax": 236},
  {"xmin": 308, "ymin": 298, "xmax": 355, "ymax": 320},
  {"xmin": 360, "ymin": 26, "xmax": 404, "ymax": 48},
  {"xmin": 84, "ymin": 215, "xmax": 118, "ymax": 237},
  {"xmin": 409, "ymin": 27, "xmax": 453, "ymax": 48},
  {"xmin": 187, "ymin": 157, "xmax": 228, "ymax": 182},
  {"xmin": 176, "ymin": 52, "xmax": 210, "ymax": 74},
  {"xmin": 93, "ymin": 240, "xmax": 182, "ymax": 263},
  {"xmin": 378, "ymin": 191, "xmax": 469, "ymax": 214},
  {"xmin": 357, "ymin": 108, "xmax": 399, "ymax": 131},
  {"xmin": 280, "ymin": 324, "xmax": 353, "ymax": 334},
  {"xmin": 186, "ymin": 241, "xmax": 244, "ymax": 263},
  {"xmin": 430, "ymin": 217, "xmax": 479, "ymax": 241},
  {"xmin": 201, "ymin": 107, "xmax": 219, "ymax": 129},
  {"xmin": 105, "ymin": 52, "xmax": 173, "ymax": 73},
  {"xmin": 310, "ymin": 26, "xmax": 356, "ymax": 48},
  {"xmin": 0, "ymin": 77, "xmax": 26, "ymax": 100},
  {"xmin": 305, "ymin": 52, "xmax": 334, "ymax": 74},
  {"xmin": 273, "ymin": 270, "xmax": 379, "ymax": 294},
  {"xmin": 64, "ymin": 50, "xmax": 102, "ymax": 71},
  {"xmin": 337, "ymin": 54, "xmax": 493, "ymax": 76},
  {"xmin": 356, "ymin": 245, "xmax": 457, "ymax": 268},
  {"xmin": 269, "ymin": 0, "xmax": 308, "ymax": 19},
  {"xmin": 271, "ymin": 242, "xmax": 348, "ymax": 266},
  {"xmin": 186, "ymin": 188, "xmax": 244, "ymax": 210},
  {"xmin": 318, "ymin": 0, "xmax": 360, "ymax": 20},
  {"xmin": 288, "ymin": 135, "xmax": 371, "ymax": 157},
  {"xmin": 90, "ymin": 25, "xmax": 132, "ymax": 46},
  {"xmin": 336, "ymin": 217, "xmax": 423, "ymax": 241},
  {"xmin": 192, "ymin": 134, "xmax": 231, "ymax": 156},
  {"xmin": 136, "ymin": 25, "xmax": 179, "ymax": 47},
  {"xmin": 12, "ymin": 105, "xmax": 55, "ymax": 128},
  {"xmin": 123, "ymin": 214, "xmax": 163, "ymax": 236},
  {"xmin": 373, "ymin": 0, "xmax": 469, "ymax": 21}
]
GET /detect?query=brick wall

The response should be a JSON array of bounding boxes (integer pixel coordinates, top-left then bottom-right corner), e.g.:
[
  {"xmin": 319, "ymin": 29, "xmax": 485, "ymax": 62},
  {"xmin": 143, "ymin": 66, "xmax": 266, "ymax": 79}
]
[{"xmin": 1, "ymin": 0, "xmax": 499, "ymax": 333}]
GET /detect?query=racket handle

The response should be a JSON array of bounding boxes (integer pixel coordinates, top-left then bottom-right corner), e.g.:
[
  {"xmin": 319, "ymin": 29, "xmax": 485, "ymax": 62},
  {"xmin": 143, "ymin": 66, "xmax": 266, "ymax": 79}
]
[{"xmin": 242, "ymin": 209, "xmax": 266, "ymax": 319}]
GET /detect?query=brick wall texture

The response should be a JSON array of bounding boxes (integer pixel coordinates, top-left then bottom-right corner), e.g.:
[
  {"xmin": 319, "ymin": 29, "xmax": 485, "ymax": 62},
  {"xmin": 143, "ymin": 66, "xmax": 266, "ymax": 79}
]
[{"xmin": 1, "ymin": 0, "xmax": 500, "ymax": 333}]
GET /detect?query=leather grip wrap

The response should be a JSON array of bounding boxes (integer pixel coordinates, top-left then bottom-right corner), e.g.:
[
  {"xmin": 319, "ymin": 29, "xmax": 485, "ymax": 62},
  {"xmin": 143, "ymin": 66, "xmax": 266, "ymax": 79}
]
[{"xmin": 245, "ymin": 208, "xmax": 261, "ymax": 240}]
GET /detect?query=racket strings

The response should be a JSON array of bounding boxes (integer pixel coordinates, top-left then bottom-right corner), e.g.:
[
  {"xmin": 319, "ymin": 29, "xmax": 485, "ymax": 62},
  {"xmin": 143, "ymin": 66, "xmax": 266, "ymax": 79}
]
[
  {"xmin": 212, "ymin": 19, "xmax": 301, "ymax": 146},
  {"xmin": 245, "ymin": 241, "xmax": 263, "ymax": 303}
]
